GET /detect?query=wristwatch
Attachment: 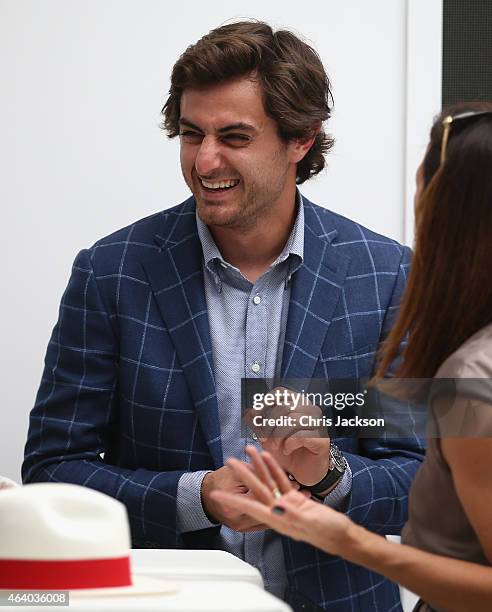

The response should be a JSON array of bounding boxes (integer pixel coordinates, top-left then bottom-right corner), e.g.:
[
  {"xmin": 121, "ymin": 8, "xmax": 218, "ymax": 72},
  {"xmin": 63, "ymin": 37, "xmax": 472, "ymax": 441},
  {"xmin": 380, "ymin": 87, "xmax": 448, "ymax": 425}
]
[{"xmin": 302, "ymin": 444, "xmax": 347, "ymax": 495}]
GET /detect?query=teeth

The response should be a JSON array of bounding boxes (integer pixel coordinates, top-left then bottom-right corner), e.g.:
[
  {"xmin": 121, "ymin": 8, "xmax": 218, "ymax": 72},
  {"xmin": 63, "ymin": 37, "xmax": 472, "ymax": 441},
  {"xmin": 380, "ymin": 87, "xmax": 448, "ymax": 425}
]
[{"xmin": 201, "ymin": 179, "xmax": 239, "ymax": 189}]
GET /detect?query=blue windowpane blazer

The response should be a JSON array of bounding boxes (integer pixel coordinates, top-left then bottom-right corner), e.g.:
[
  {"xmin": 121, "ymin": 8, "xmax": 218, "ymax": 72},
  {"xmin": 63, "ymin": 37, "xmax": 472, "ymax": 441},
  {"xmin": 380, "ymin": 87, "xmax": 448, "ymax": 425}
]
[{"xmin": 23, "ymin": 197, "xmax": 424, "ymax": 611}]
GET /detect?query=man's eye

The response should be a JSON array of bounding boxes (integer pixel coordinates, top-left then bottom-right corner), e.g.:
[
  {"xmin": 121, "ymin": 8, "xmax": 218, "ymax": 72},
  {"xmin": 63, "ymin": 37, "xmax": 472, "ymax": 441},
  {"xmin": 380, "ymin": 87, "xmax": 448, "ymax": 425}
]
[
  {"xmin": 223, "ymin": 134, "xmax": 250, "ymax": 144},
  {"xmin": 180, "ymin": 131, "xmax": 203, "ymax": 142}
]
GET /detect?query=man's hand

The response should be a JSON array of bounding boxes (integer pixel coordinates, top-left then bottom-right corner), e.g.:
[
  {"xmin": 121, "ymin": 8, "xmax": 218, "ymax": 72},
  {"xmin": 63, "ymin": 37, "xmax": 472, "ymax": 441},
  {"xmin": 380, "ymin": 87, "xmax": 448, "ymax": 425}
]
[
  {"xmin": 210, "ymin": 448, "xmax": 352, "ymax": 557},
  {"xmin": 261, "ymin": 435, "xmax": 330, "ymax": 487},
  {"xmin": 248, "ymin": 387, "xmax": 331, "ymax": 486},
  {"xmin": 201, "ymin": 465, "xmax": 267, "ymax": 532}
]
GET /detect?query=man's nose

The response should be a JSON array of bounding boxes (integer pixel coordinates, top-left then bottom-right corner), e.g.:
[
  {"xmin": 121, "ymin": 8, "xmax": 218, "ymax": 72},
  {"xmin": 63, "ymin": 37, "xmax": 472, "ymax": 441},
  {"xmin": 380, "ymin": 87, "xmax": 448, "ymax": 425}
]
[{"xmin": 194, "ymin": 136, "xmax": 222, "ymax": 177}]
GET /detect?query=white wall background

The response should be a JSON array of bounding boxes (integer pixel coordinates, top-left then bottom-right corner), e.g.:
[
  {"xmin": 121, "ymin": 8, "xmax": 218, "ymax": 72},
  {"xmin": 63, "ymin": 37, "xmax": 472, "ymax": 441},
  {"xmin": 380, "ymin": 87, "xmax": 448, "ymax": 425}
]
[{"xmin": 1, "ymin": 1, "xmax": 441, "ymax": 607}]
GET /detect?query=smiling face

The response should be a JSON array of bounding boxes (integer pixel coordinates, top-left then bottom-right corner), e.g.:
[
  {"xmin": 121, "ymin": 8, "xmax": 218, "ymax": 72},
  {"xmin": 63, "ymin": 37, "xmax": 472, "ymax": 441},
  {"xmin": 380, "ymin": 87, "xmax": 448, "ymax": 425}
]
[{"xmin": 179, "ymin": 77, "xmax": 302, "ymax": 231}]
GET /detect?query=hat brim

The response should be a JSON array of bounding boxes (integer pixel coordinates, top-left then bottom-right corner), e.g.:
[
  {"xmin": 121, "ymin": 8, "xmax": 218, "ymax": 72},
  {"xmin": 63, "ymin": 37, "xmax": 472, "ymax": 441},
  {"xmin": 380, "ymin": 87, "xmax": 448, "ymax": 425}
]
[{"xmin": 70, "ymin": 574, "xmax": 179, "ymax": 598}]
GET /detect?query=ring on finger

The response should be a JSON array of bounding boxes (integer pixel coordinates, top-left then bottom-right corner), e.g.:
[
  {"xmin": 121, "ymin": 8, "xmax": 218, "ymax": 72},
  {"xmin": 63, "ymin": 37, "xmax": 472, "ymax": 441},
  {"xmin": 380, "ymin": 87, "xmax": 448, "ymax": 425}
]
[{"xmin": 272, "ymin": 487, "xmax": 282, "ymax": 499}]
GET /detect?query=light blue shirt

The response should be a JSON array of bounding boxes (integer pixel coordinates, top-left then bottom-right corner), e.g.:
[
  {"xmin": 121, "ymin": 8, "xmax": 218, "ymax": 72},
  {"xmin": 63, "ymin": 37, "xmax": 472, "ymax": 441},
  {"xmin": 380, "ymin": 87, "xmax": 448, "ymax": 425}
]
[{"xmin": 176, "ymin": 196, "xmax": 352, "ymax": 595}]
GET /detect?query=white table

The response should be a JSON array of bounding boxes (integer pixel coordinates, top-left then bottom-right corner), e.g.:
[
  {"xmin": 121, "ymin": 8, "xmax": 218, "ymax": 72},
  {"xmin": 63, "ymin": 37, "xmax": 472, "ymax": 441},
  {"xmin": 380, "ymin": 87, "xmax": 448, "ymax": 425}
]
[
  {"xmin": 68, "ymin": 581, "xmax": 291, "ymax": 611},
  {"xmin": 130, "ymin": 549, "xmax": 263, "ymax": 587},
  {"xmin": 5, "ymin": 583, "xmax": 291, "ymax": 612},
  {"xmin": 6, "ymin": 550, "xmax": 292, "ymax": 612}
]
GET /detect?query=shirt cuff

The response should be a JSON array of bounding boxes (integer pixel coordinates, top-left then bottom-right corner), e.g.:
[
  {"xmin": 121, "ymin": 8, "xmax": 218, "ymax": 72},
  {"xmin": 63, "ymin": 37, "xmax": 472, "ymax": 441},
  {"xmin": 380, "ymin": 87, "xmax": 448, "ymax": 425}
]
[
  {"xmin": 176, "ymin": 470, "xmax": 218, "ymax": 533},
  {"xmin": 322, "ymin": 462, "xmax": 352, "ymax": 511}
]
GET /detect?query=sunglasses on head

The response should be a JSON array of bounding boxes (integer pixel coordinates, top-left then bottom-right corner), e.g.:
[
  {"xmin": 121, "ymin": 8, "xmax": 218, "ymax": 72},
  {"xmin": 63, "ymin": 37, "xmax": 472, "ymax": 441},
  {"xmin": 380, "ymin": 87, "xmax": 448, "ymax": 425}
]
[{"xmin": 440, "ymin": 110, "xmax": 492, "ymax": 164}]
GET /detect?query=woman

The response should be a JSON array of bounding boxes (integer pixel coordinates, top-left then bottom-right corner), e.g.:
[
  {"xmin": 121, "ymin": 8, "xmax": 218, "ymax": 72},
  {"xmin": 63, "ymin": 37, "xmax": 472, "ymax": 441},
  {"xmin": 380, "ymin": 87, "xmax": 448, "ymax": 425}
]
[{"xmin": 211, "ymin": 102, "xmax": 492, "ymax": 612}]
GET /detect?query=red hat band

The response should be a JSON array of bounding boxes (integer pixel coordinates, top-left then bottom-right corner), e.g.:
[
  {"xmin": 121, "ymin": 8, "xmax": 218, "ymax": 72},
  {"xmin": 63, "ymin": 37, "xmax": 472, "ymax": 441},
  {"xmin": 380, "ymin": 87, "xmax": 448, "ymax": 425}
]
[{"xmin": 0, "ymin": 556, "xmax": 132, "ymax": 590}]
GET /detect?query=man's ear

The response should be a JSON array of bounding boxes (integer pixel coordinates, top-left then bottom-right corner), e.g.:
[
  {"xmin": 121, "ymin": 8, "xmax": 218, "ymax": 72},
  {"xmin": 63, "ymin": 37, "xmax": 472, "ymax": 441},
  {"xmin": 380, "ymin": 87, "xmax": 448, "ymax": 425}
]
[{"xmin": 288, "ymin": 122, "xmax": 322, "ymax": 163}]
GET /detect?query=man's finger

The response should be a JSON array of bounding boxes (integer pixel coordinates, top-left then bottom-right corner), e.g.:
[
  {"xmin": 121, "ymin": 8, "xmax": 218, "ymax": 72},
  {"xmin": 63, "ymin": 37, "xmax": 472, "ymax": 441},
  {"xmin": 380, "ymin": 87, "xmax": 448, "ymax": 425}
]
[
  {"xmin": 282, "ymin": 432, "xmax": 307, "ymax": 455},
  {"xmin": 282, "ymin": 431, "xmax": 327, "ymax": 456},
  {"xmin": 259, "ymin": 437, "xmax": 279, "ymax": 451},
  {"xmin": 211, "ymin": 490, "xmax": 281, "ymax": 528}
]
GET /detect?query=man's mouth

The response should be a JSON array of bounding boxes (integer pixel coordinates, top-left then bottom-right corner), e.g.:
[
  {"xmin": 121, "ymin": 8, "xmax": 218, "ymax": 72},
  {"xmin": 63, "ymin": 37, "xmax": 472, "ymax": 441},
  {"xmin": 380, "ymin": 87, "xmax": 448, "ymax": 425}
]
[{"xmin": 199, "ymin": 178, "xmax": 240, "ymax": 193}]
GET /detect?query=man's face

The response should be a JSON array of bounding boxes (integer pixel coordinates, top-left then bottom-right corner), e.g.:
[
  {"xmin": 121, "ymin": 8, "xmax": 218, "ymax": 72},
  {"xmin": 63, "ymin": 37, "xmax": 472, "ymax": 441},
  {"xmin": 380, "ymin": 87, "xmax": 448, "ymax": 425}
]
[{"xmin": 179, "ymin": 77, "xmax": 299, "ymax": 230}]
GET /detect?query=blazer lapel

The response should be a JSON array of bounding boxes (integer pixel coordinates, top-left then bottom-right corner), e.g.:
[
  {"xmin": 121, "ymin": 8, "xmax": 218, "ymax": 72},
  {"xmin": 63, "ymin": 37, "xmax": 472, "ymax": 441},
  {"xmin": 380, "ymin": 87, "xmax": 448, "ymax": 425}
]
[
  {"xmin": 141, "ymin": 201, "xmax": 222, "ymax": 467},
  {"xmin": 281, "ymin": 206, "xmax": 350, "ymax": 380}
]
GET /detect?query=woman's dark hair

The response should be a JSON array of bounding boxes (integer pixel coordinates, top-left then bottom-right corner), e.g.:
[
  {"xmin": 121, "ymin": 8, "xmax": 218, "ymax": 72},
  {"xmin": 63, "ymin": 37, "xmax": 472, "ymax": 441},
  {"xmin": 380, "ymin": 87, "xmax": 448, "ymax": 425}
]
[
  {"xmin": 161, "ymin": 20, "xmax": 334, "ymax": 184},
  {"xmin": 375, "ymin": 101, "xmax": 492, "ymax": 379}
]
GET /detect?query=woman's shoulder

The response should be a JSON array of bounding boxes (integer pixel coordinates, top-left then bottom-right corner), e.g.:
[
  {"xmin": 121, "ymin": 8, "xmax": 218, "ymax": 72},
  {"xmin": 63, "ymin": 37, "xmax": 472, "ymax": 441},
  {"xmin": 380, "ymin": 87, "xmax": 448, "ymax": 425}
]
[
  {"xmin": 435, "ymin": 323, "xmax": 492, "ymax": 379},
  {"xmin": 432, "ymin": 324, "xmax": 492, "ymax": 438}
]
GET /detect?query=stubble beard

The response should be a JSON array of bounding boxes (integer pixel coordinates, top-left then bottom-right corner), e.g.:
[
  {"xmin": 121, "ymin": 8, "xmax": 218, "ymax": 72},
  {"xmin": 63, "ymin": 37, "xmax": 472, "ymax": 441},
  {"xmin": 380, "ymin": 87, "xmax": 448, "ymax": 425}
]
[{"xmin": 191, "ymin": 148, "xmax": 291, "ymax": 231}]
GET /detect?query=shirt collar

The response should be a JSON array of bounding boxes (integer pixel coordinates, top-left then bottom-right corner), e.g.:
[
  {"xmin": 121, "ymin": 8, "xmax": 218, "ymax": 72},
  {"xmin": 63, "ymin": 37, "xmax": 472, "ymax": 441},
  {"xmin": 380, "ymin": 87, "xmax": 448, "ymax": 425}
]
[
  {"xmin": 271, "ymin": 192, "xmax": 304, "ymax": 267},
  {"xmin": 196, "ymin": 191, "xmax": 305, "ymax": 285}
]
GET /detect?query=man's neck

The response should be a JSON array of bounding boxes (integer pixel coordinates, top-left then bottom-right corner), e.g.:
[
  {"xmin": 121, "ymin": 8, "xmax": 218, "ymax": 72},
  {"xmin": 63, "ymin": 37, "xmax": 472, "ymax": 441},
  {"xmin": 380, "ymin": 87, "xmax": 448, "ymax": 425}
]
[{"xmin": 209, "ymin": 202, "xmax": 298, "ymax": 284}]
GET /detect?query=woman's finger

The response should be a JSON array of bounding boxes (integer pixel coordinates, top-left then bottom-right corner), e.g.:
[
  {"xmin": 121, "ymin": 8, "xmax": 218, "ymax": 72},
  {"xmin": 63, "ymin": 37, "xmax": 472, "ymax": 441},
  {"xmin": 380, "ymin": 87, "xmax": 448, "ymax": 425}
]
[
  {"xmin": 245, "ymin": 445, "xmax": 278, "ymax": 492},
  {"xmin": 212, "ymin": 489, "xmax": 317, "ymax": 544},
  {"xmin": 259, "ymin": 449, "xmax": 294, "ymax": 495},
  {"xmin": 226, "ymin": 457, "xmax": 273, "ymax": 503},
  {"xmin": 212, "ymin": 490, "xmax": 274, "ymax": 523},
  {"xmin": 212, "ymin": 490, "xmax": 292, "ymax": 532}
]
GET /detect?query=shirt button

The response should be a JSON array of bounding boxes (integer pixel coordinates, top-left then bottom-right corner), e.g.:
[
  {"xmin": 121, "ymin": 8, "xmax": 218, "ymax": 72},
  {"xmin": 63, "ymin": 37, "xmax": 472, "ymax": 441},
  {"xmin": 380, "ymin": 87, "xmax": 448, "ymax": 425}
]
[
  {"xmin": 253, "ymin": 295, "xmax": 261, "ymax": 305},
  {"xmin": 251, "ymin": 361, "xmax": 261, "ymax": 374}
]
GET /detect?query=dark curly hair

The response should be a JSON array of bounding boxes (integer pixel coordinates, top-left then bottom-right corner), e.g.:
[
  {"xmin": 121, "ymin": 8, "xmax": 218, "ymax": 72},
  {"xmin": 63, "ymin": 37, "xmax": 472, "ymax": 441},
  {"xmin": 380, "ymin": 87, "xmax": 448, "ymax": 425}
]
[{"xmin": 161, "ymin": 20, "xmax": 334, "ymax": 184}]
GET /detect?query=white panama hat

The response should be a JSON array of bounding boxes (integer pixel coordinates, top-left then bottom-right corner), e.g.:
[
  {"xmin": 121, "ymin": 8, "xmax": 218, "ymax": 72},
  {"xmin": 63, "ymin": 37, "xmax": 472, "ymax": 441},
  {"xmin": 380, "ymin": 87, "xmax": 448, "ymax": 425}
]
[
  {"xmin": 0, "ymin": 475, "xmax": 19, "ymax": 490},
  {"xmin": 0, "ymin": 483, "xmax": 178, "ymax": 597}
]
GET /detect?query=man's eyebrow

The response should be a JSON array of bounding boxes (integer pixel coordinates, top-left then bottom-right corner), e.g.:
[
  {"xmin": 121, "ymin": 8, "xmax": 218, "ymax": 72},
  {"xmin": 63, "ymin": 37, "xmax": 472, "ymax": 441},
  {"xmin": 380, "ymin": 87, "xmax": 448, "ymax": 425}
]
[
  {"xmin": 217, "ymin": 122, "xmax": 257, "ymax": 134},
  {"xmin": 179, "ymin": 118, "xmax": 257, "ymax": 134},
  {"xmin": 179, "ymin": 118, "xmax": 204, "ymax": 132}
]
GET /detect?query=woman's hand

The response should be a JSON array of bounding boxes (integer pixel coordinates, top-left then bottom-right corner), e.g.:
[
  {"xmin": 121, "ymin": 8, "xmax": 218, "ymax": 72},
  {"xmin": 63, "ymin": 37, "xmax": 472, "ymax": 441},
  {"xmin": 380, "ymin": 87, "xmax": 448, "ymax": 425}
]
[{"xmin": 210, "ymin": 445, "xmax": 354, "ymax": 556}]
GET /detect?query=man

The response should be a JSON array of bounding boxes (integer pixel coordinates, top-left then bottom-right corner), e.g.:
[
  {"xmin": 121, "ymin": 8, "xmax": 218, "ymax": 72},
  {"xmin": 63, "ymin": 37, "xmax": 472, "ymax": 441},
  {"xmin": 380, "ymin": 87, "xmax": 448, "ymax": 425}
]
[{"xmin": 23, "ymin": 21, "xmax": 424, "ymax": 611}]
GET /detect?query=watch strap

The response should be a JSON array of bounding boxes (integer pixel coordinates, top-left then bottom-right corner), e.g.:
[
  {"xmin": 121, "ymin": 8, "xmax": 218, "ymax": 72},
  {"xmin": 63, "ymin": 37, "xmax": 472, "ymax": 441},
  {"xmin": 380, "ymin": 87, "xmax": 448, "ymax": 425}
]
[{"xmin": 304, "ymin": 446, "xmax": 346, "ymax": 494}]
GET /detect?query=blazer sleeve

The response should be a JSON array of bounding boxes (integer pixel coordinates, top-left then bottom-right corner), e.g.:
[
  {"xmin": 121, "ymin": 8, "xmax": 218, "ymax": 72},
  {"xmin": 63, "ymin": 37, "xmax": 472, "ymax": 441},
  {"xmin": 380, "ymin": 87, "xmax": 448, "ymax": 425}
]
[
  {"xmin": 22, "ymin": 248, "xmax": 187, "ymax": 549},
  {"xmin": 344, "ymin": 245, "xmax": 426, "ymax": 533}
]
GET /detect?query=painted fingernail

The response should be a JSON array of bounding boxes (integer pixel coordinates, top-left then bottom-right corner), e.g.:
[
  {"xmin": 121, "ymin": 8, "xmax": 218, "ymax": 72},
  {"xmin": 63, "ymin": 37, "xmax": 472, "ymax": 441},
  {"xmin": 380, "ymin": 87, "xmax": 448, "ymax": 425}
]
[{"xmin": 272, "ymin": 505, "xmax": 285, "ymax": 515}]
